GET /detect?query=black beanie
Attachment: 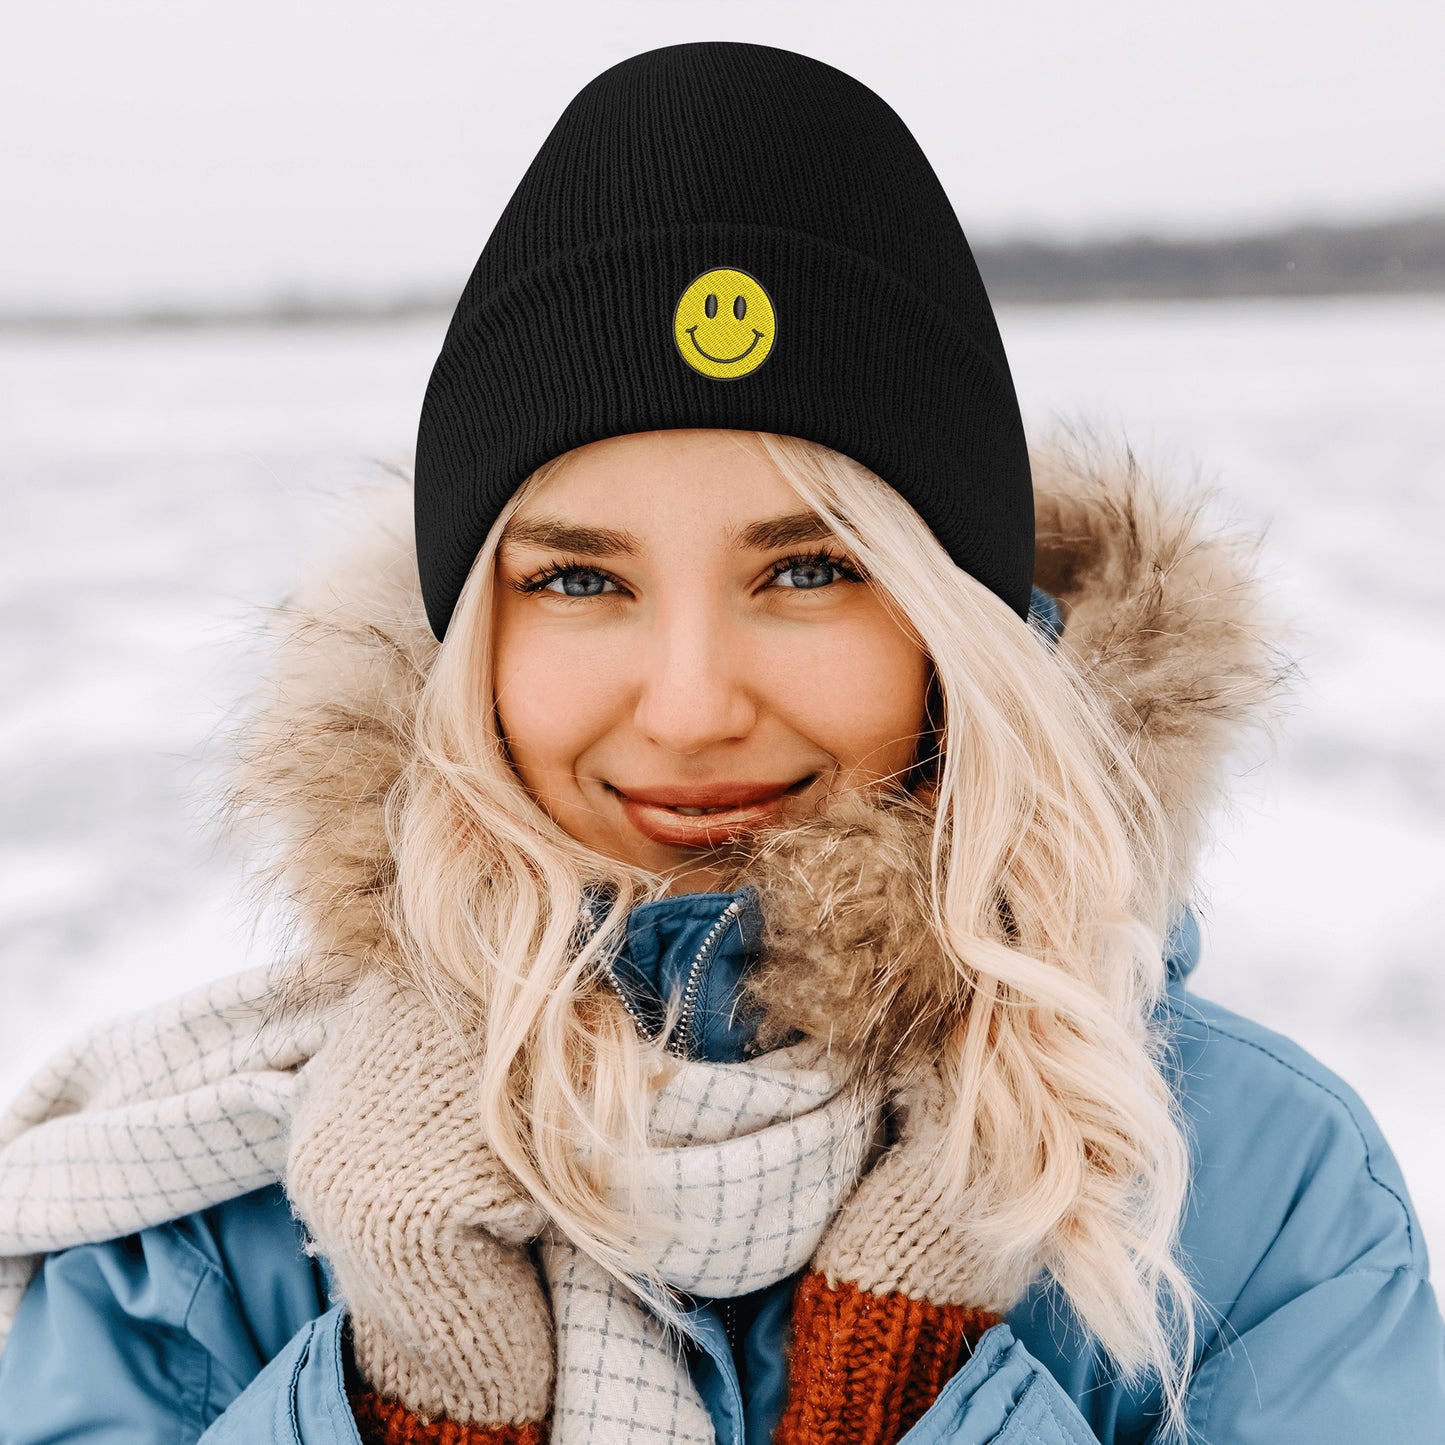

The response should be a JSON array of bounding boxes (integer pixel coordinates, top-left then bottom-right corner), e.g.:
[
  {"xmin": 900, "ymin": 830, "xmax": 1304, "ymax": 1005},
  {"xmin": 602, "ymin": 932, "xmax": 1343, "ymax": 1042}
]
[{"xmin": 414, "ymin": 40, "xmax": 1034, "ymax": 642}]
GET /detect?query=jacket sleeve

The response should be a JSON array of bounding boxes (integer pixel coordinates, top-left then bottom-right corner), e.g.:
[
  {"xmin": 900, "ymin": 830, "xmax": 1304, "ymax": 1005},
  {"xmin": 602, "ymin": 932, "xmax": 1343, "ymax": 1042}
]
[
  {"xmin": 901, "ymin": 998, "xmax": 1445, "ymax": 1444},
  {"xmin": 903, "ymin": 1263, "xmax": 1445, "ymax": 1444},
  {"xmin": 0, "ymin": 1185, "xmax": 361, "ymax": 1444},
  {"xmin": 1155, "ymin": 1004, "xmax": 1445, "ymax": 1441},
  {"xmin": 898, "ymin": 1324, "xmax": 1099, "ymax": 1445},
  {"xmin": 1179, "ymin": 1263, "xmax": 1445, "ymax": 1439},
  {"xmin": 196, "ymin": 1304, "xmax": 362, "ymax": 1444}
]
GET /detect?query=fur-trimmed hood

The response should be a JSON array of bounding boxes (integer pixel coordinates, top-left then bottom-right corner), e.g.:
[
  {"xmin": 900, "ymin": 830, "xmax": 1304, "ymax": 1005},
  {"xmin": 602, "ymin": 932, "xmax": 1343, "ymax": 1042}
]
[{"xmin": 215, "ymin": 421, "xmax": 1290, "ymax": 1000}]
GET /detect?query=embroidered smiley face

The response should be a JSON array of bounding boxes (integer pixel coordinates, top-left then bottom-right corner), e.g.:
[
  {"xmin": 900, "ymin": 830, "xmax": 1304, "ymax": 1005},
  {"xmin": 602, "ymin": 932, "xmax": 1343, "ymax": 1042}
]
[{"xmin": 673, "ymin": 268, "xmax": 776, "ymax": 379}]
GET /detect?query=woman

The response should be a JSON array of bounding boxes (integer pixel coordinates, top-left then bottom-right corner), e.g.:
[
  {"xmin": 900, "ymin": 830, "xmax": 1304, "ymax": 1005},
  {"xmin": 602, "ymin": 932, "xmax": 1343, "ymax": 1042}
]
[{"xmin": 0, "ymin": 39, "xmax": 1441, "ymax": 1445}]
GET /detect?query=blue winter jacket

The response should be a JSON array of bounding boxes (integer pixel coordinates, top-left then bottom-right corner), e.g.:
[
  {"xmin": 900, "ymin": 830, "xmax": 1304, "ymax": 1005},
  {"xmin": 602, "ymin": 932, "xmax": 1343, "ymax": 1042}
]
[{"xmin": 1, "ymin": 892, "xmax": 1442, "ymax": 1443}]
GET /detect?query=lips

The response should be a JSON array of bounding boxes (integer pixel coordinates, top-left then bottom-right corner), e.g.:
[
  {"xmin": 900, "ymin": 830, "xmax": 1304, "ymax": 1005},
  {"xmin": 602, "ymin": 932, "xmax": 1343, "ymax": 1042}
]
[{"xmin": 612, "ymin": 777, "xmax": 813, "ymax": 847}]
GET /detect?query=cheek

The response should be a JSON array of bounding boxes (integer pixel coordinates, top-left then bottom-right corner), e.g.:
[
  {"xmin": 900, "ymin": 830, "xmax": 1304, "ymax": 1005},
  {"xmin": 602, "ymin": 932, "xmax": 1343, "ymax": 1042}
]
[
  {"xmin": 491, "ymin": 612, "xmax": 618, "ymax": 786},
  {"xmin": 766, "ymin": 616, "xmax": 932, "ymax": 765}
]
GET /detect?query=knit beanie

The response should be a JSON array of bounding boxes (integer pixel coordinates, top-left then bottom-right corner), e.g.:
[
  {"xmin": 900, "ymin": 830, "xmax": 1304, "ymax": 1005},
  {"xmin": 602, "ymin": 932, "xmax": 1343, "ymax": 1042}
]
[{"xmin": 414, "ymin": 40, "xmax": 1034, "ymax": 642}]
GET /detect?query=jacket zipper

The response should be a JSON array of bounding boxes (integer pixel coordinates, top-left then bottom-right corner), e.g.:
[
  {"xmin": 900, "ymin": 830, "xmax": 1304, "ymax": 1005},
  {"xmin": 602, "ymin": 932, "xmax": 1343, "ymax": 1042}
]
[
  {"xmin": 603, "ymin": 970, "xmax": 664, "ymax": 1043},
  {"xmin": 720, "ymin": 1297, "xmax": 739, "ymax": 1354},
  {"xmin": 595, "ymin": 895, "xmax": 747, "ymax": 1058},
  {"xmin": 669, "ymin": 896, "xmax": 746, "ymax": 1060},
  {"xmin": 582, "ymin": 905, "xmax": 667, "ymax": 1045}
]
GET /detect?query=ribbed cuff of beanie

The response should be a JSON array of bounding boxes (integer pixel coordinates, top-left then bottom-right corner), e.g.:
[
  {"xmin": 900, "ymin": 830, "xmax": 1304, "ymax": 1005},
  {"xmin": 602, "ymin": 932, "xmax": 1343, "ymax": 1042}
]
[
  {"xmin": 774, "ymin": 1272, "xmax": 1001, "ymax": 1445},
  {"xmin": 348, "ymin": 1387, "xmax": 545, "ymax": 1445}
]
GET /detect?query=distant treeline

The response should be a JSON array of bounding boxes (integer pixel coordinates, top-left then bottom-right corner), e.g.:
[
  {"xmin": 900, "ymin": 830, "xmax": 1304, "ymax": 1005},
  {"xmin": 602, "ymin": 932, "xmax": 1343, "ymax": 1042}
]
[
  {"xmin": 976, "ymin": 210, "xmax": 1445, "ymax": 304},
  {"xmin": 6, "ymin": 211, "xmax": 1444, "ymax": 330}
]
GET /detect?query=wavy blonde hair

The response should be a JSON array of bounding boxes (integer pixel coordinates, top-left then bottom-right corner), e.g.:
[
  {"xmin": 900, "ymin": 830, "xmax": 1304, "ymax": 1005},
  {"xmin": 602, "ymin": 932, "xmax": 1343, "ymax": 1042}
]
[{"xmin": 384, "ymin": 432, "xmax": 1198, "ymax": 1437}]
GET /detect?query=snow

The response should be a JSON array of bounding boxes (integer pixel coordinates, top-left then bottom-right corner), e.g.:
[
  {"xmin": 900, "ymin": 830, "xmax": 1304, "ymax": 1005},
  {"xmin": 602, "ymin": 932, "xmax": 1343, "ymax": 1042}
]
[{"xmin": 2, "ymin": 296, "xmax": 1442, "ymax": 1261}]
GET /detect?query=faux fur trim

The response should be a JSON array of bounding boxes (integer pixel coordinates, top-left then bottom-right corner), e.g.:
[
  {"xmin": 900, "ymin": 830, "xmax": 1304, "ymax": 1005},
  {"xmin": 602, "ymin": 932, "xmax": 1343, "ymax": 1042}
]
[
  {"xmin": 1031, "ymin": 421, "xmax": 1293, "ymax": 901},
  {"xmin": 723, "ymin": 788, "xmax": 947, "ymax": 1064},
  {"xmin": 214, "ymin": 425, "xmax": 1290, "ymax": 999}
]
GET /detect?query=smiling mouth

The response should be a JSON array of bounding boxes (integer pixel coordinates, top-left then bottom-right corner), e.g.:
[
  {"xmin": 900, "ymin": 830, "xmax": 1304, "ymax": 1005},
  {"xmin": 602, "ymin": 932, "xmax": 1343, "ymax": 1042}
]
[
  {"xmin": 686, "ymin": 327, "xmax": 764, "ymax": 365},
  {"xmin": 609, "ymin": 775, "xmax": 815, "ymax": 847}
]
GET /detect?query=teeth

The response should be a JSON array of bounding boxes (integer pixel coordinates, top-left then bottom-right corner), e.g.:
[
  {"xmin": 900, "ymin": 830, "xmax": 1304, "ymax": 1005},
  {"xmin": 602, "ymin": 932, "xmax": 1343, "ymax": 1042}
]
[{"xmin": 671, "ymin": 805, "xmax": 732, "ymax": 816}]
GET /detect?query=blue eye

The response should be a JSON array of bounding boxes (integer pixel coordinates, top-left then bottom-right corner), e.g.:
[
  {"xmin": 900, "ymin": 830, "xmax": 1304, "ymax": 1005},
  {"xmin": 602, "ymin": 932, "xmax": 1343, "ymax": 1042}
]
[
  {"xmin": 515, "ymin": 563, "xmax": 620, "ymax": 597},
  {"xmin": 770, "ymin": 552, "xmax": 862, "ymax": 590},
  {"xmin": 542, "ymin": 568, "xmax": 615, "ymax": 597}
]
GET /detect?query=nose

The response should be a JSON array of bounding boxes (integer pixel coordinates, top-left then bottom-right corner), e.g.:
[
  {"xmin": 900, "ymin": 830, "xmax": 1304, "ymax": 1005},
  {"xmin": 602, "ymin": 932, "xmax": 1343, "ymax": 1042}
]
[{"xmin": 630, "ymin": 601, "xmax": 758, "ymax": 755}]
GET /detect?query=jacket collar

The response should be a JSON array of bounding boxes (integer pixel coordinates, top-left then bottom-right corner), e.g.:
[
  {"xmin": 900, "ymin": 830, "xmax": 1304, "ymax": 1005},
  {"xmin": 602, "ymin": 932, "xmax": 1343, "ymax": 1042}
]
[
  {"xmin": 583, "ymin": 886, "xmax": 766, "ymax": 1064},
  {"xmin": 587, "ymin": 884, "xmax": 1198, "ymax": 1070}
]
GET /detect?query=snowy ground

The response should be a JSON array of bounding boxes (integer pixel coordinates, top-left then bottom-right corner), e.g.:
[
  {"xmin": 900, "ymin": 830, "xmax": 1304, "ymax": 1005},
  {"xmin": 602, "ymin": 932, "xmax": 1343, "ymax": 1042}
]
[{"xmin": 2, "ymin": 296, "xmax": 1442, "ymax": 1260}]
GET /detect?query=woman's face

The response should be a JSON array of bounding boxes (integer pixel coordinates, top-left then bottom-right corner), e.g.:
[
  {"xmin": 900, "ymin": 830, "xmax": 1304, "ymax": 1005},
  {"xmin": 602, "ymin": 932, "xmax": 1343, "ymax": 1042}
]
[{"xmin": 492, "ymin": 429, "xmax": 932, "ymax": 893}]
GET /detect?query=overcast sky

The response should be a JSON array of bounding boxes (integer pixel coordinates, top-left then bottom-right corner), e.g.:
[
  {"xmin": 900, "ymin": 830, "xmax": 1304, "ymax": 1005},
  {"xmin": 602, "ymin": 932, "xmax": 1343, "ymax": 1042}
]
[{"xmin": 7, "ymin": 0, "xmax": 1444, "ymax": 314}]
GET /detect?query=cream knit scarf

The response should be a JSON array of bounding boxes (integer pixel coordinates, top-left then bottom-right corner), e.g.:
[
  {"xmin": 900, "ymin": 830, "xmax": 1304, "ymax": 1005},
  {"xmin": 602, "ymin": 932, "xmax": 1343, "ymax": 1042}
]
[{"xmin": 0, "ymin": 966, "xmax": 878, "ymax": 1443}]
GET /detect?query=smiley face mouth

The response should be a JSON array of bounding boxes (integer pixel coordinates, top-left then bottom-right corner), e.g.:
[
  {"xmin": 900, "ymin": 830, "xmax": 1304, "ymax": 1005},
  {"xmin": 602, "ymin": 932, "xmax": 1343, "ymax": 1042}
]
[{"xmin": 685, "ymin": 326, "xmax": 765, "ymax": 365}]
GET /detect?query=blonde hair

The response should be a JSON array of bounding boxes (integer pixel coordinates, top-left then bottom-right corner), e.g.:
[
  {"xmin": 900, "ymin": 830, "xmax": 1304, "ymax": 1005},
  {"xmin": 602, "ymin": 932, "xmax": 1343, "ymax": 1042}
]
[{"xmin": 383, "ymin": 433, "xmax": 1197, "ymax": 1436}]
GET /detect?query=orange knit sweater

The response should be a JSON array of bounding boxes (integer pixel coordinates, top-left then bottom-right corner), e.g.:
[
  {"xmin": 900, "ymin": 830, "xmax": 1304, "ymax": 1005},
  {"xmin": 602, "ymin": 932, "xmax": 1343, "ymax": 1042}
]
[{"xmin": 349, "ymin": 1271, "xmax": 1000, "ymax": 1445}]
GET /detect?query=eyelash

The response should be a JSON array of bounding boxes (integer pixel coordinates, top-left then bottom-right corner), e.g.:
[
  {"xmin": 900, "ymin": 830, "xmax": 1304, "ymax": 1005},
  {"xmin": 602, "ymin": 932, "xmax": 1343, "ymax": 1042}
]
[{"xmin": 512, "ymin": 549, "xmax": 866, "ymax": 597}]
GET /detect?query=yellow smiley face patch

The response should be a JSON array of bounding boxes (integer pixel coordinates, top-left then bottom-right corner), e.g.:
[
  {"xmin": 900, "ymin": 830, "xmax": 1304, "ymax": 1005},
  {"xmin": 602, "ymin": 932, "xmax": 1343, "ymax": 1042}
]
[{"xmin": 673, "ymin": 268, "xmax": 776, "ymax": 379}]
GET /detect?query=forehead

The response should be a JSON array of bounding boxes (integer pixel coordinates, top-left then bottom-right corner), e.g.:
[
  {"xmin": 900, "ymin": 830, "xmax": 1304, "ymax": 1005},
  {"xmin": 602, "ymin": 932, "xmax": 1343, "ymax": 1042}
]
[{"xmin": 512, "ymin": 429, "xmax": 805, "ymax": 532}]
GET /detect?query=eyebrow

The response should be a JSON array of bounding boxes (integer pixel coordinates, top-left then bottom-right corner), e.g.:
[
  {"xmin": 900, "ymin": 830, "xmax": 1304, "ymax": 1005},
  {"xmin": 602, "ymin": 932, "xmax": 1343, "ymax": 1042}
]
[
  {"xmin": 731, "ymin": 511, "xmax": 837, "ymax": 551},
  {"xmin": 499, "ymin": 510, "xmax": 838, "ymax": 556},
  {"xmin": 498, "ymin": 518, "xmax": 643, "ymax": 556}
]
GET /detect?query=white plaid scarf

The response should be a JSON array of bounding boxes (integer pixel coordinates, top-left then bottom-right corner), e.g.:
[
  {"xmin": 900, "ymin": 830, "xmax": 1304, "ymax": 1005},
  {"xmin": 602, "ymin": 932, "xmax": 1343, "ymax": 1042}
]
[
  {"xmin": 0, "ymin": 969, "xmax": 878, "ymax": 1441},
  {"xmin": 544, "ymin": 1043, "xmax": 876, "ymax": 1444}
]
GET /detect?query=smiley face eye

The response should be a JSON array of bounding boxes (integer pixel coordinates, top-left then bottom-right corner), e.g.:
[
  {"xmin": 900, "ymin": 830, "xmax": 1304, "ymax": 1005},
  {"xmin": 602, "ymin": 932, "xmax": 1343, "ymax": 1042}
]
[
  {"xmin": 734, "ymin": 295, "xmax": 747, "ymax": 321},
  {"xmin": 705, "ymin": 293, "xmax": 718, "ymax": 319}
]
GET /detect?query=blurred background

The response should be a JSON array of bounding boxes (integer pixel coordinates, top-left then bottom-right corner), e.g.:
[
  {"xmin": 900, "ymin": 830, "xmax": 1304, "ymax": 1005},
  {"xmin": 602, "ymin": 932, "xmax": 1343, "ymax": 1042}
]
[{"xmin": 3, "ymin": 0, "xmax": 1443, "ymax": 1257}]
